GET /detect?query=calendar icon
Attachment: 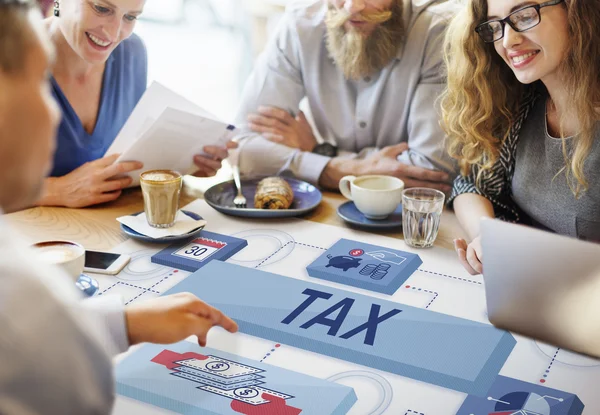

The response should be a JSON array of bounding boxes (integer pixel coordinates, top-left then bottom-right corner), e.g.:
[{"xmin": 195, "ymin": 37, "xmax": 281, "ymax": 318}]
[
  {"xmin": 151, "ymin": 231, "xmax": 248, "ymax": 272},
  {"xmin": 174, "ymin": 238, "xmax": 227, "ymax": 262}
]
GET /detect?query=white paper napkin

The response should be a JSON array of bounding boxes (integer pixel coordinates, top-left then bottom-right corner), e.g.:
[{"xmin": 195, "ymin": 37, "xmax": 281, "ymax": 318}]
[{"xmin": 117, "ymin": 211, "xmax": 207, "ymax": 239}]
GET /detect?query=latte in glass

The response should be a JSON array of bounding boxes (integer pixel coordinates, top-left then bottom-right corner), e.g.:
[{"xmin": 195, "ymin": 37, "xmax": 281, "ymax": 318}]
[{"xmin": 140, "ymin": 170, "xmax": 183, "ymax": 228}]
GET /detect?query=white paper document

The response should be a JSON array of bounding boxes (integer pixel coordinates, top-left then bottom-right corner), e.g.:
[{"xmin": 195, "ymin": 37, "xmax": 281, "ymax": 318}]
[{"xmin": 105, "ymin": 82, "xmax": 236, "ymax": 187}]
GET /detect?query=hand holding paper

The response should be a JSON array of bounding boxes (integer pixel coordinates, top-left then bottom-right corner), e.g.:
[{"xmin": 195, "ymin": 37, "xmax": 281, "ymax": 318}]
[{"xmin": 106, "ymin": 82, "xmax": 237, "ymax": 187}]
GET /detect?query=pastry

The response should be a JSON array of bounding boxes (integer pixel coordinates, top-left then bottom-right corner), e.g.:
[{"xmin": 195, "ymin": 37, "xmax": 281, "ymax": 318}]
[{"xmin": 254, "ymin": 177, "xmax": 294, "ymax": 209}]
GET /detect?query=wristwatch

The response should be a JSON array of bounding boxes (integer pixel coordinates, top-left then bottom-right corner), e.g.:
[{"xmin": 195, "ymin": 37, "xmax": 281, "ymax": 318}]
[{"xmin": 312, "ymin": 143, "xmax": 338, "ymax": 157}]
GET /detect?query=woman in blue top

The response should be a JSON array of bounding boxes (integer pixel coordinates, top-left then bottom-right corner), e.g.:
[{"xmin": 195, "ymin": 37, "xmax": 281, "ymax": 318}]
[{"xmin": 37, "ymin": 0, "xmax": 230, "ymax": 208}]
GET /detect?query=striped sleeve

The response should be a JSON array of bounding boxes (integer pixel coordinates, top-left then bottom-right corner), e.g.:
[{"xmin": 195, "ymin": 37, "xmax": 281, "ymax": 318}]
[{"xmin": 447, "ymin": 92, "xmax": 539, "ymax": 222}]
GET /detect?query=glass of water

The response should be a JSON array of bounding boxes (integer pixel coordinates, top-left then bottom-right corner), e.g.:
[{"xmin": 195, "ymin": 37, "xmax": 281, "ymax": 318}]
[{"xmin": 402, "ymin": 188, "xmax": 445, "ymax": 248}]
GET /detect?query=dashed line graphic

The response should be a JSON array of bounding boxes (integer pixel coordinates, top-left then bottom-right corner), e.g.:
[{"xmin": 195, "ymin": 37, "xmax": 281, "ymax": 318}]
[
  {"xmin": 540, "ymin": 347, "xmax": 561, "ymax": 384},
  {"xmin": 404, "ymin": 285, "xmax": 439, "ymax": 309},
  {"xmin": 417, "ymin": 268, "xmax": 482, "ymax": 285}
]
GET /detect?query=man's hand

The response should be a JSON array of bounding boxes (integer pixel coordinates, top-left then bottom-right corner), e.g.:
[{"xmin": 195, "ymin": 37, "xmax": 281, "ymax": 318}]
[
  {"xmin": 319, "ymin": 143, "xmax": 451, "ymax": 191},
  {"xmin": 125, "ymin": 293, "xmax": 238, "ymax": 347},
  {"xmin": 454, "ymin": 237, "xmax": 483, "ymax": 275},
  {"xmin": 248, "ymin": 106, "xmax": 317, "ymax": 152},
  {"xmin": 358, "ymin": 143, "xmax": 451, "ymax": 192},
  {"xmin": 193, "ymin": 142, "xmax": 237, "ymax": 177},
  {"xmin": 39, "ymin": 154, "xmax": 143, "ymax": 208}
]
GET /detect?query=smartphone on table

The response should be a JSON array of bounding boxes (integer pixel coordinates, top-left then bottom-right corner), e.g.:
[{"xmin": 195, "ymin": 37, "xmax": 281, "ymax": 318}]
[{"xmin": 84, "ymin": 250, "xmax": 131, "ymax": 275}]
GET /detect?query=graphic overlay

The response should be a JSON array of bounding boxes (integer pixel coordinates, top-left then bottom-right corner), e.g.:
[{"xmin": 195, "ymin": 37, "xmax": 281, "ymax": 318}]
[
  {"xmin": 104, "ymin": 200, "xmax": 600, "ymax": 415},
  {"xmin": 229, "ymin": 229, "xmax": 296, "ymax": 268},
  {"xmin": 151, "ymin": 230, "xmax": 247, "ymax": 272},
  {"xmin": 457, "ymin": 376, "xmax": 584, "ymax": 415},
  {"xmin": 116, "ymin": 342, "xmax": 357, "ymax": 414},
  {"xmin": 163, "ymin": 261, "xmax": 516, "ymax": 396},
  {"xmin": 94, "ymin": 247, "xmax": 190, "ymax": 305},
  {"xmin": 306, "ymin": 239, "xmax": 422, "ymax": 295},
  {"xmin": 174, "ymin": 238, "xmax": 227, "ymax": 262}
]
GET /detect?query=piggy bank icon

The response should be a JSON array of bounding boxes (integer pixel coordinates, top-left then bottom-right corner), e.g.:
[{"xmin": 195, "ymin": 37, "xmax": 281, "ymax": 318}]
[{"xmin": 326, "ymin": 255, "xmax": 362, "ymax": 272}]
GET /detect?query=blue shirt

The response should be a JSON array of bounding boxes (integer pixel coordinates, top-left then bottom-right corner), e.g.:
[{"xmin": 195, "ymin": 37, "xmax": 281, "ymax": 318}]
[{"xmin": 50, "ymin": 34, "xmax": 148, "ymax": 177}]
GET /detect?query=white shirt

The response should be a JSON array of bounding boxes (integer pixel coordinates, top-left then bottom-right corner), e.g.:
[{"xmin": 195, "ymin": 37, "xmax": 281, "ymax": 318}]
[
  {"xmin": 0, "ymin": 214, "xmax": 129, "ymax": 414},
  {"xmin": 235, "ymin": 0, "xmax": 459, "ymax": 184}
]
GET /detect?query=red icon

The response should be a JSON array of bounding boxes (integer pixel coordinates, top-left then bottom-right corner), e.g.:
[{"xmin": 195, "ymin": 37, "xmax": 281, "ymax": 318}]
[{"xmin": 349, "ymin": 249, "xmax": 364, "ymax": 257}]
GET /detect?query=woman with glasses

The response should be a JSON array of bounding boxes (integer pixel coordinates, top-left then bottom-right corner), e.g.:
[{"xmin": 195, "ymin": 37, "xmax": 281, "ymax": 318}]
[
  {"xmin": 440, "ymin": 0, "xmax": 600, "ymax": 274},
  {"xmin": 36, "ymin": 0, "xmax": 232, "ymax": 208}
]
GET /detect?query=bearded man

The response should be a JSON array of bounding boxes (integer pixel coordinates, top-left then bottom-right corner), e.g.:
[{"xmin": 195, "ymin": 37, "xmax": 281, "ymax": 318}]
[{"xmin": 234, "ymin": 0, "xmax": 458, "ymax": 191}]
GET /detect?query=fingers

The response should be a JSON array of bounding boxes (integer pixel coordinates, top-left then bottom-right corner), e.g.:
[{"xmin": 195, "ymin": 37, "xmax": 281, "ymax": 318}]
[
  {"xmin": 454, "ymin": 238, "xmax": 468, "ymax": 251},
  {"xmin": 193, "ymin": 155, "xmax": 222, "ymax": 172},
  {"xmin": 202, "ymin": 145, "xmax": 229, "ymax": 161},
  {"xmin": 92, "ymin": 153, "xmax": 121, "ymax": 168},
  {"xmin": 98, "ymin": 177, "xmax": 133, "ymax": 193},
  {"xmin": 466, "ymin": 244, "xmax": 483, "ymax": 274},
  {"xmin": 454, "ymin": 239, "xmax": 480, "ymax": 275},
  {"xmin": 400, "ymin": 164, "xmax": 450, "ymax": 183},
  {"xmin": 257, "ymin": 106, "xmax": 295, "ymax": 125},
  {"xmin": 187, "ymin": 297, "xmax": 239, "ymax": 334},
  {"xmin": 100, "ymin": 160, "xmax": 144, "ymax": 180},
  {"xmin": 248, "ymin": 113, "xmax": 291, "ymax": 132},
  {"xmin": 297, "ymin": 111, "xmax": 311, "ymax": 129},
  {"xmin": 192, "ymin": 168, "xmax": 216, "ymax": 178},
  {"xmin": 262, "ymin": 132, "xmax": 286, "ymax": 144},
  {"xmin": 226, "ymin": 141, "xmax": 238, "ymax": 150},
  {"xmin": 210, "ymin": 308, "xmax": 239, "ymax": 333},
  {"xmin": 381, "ymin": 142, "xmax": 409, "ymax": 157},
  {"xmin": 454, "ymin": 238, "xmax": 483, "ymax": 275},
  {"xmin": 192, "ymin": 319, "xmax": 213, "ymax": 348},
  {"xmin": 91, "ymin": 190, "xmax": 122, "ymax": 206},
  {"xmin": 248, "ymin": 122, "xmax": 284, "ymax": 136},
  {"xmin": 191, "ymin": 312, "xmax": 238, "ymax": 348}
]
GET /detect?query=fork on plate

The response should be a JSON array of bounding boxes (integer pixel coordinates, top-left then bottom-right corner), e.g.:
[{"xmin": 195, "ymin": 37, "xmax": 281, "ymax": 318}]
[{"xmin": 232, "ymin": 165, "xmax": 247, "ymax": 208}]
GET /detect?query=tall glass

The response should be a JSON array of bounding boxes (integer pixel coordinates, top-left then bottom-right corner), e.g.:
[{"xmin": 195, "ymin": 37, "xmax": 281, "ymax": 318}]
[
  {"xmin": 140, "ymin": 170, "xmax": 182, "ymax": 228},
  {"xmin": 402, "ymin": 188, "xmax": 445, "ymax": 248}
]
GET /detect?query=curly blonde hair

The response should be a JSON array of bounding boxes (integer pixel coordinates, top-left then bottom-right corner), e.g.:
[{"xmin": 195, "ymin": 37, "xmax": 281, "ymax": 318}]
[{"xmin": 441, "ymin": 0, "xmax": 600, "ymax": 196}]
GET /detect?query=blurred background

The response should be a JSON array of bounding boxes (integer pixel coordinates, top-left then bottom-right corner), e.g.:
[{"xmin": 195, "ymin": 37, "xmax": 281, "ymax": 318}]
[
  {"xmin": 135, "ymin": 0, "xmax": 289, "ymax": 122},
  {"xmin": 40, "ymin": 0, "xmax": 290, "ymax": 121}
]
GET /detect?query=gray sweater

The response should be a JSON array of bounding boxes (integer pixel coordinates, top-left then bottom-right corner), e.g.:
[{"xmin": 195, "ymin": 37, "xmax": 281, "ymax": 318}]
[
  {"xmin": 512, "ymin": 97, "xmax": 600, "ymax": 241},
  {"xmin": 450, "ymin": 89, "xmax": 600, "ymax": 242}
]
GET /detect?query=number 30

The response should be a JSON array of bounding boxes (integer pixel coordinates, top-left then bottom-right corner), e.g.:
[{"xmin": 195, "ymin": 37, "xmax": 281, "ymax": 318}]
[{"xmin": 184, "ymin": 245, "xmax": 208, "ymax": 257}]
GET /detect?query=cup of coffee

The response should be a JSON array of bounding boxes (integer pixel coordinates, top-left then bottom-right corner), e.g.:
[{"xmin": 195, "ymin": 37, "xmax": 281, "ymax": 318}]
[
  {"xmin": 339, "ymin": 175, "xmax": 404, "ymax": 220},
  {"xmin": 32, "ymin": 240, "xmax": 85, "ymax": 282},
  {"xmin": 140, "ymin": 170, "xmax": 183, "ymax": 228}
]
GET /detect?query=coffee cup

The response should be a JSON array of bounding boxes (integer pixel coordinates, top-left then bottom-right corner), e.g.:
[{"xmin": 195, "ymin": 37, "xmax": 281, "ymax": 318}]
[
  {"xmin": 339, "ymin": 175, "xmax": 404, "ymax": 220},
  {"xmin": 32, "ymin": 240, "xmax": 85, "ymax": 282},
  {"xmin": 140, "ymin": 170, "xmax": 183, "ymax": 228}
]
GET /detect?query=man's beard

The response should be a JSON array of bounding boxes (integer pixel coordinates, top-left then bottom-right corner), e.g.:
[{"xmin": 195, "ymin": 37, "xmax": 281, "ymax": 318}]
[{"xmin": 325, "ymin": 1, "xmax": 405, "ymax": 80}]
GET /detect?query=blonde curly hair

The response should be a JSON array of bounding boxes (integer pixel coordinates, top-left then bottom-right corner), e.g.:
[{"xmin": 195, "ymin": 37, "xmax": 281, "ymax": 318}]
[{"xmin": 441, "ymin": 0, "xmax": 600, "ymax": 196}]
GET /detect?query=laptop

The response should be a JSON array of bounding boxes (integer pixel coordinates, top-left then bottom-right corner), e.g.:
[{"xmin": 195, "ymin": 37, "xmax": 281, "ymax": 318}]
[{"xmin": 481, "ymin": 219, "xmax": 600, "ymax": 358}]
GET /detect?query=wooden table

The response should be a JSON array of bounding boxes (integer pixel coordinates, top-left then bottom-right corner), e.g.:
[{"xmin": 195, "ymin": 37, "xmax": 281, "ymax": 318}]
[{"xmin": 4, "ymin": 181, "xmax": 466, "ymax": 251}]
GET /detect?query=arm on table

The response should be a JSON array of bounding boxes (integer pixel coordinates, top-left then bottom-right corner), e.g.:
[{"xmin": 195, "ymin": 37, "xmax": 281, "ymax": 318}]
[
  {"xmin": 235, "ymin": 11, "xmax": 333, "ymax": 183},
  {"xmin": 318, "ymin": 143, "xmax": 451, "ymax": 191},
  {"xmin": 36, "ymin": 154, "xmax": 143, "ymax": 208},
  {"xmin": 452, "ymin": 193, "xmax": 495, "ymax": 275},
  {"xmin": 449, "ymin": 168, "xmax": 507, "ymax": 275},
  {"xmin": 453, "ymin": 193, "xmax": 496, "ymax": 241}
]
